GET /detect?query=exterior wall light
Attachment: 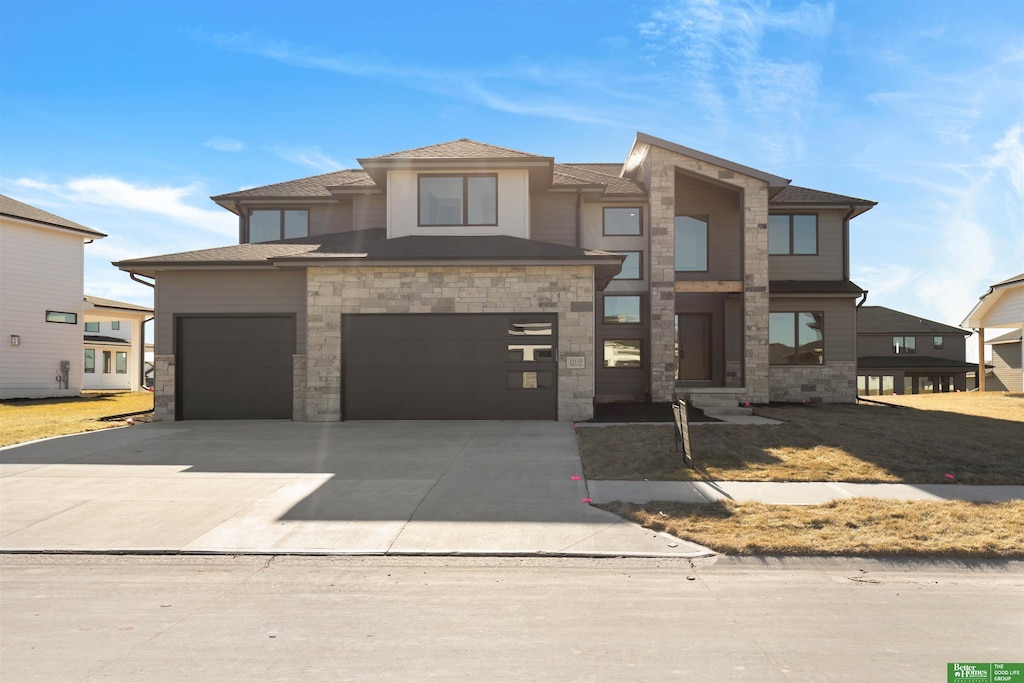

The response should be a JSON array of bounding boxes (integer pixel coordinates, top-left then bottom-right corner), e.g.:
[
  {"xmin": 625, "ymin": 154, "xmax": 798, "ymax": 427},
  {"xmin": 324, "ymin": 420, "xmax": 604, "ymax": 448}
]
[{"xmin": 10, "ymin": 335, "xmax": 21, "ymax": 346}]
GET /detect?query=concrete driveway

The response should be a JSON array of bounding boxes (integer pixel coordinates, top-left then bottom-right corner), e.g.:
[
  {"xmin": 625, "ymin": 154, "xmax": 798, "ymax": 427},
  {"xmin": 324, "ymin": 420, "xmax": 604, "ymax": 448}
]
[{"xmin": 0, "ymin": 421, "xmax": 710, "ymax": 557}]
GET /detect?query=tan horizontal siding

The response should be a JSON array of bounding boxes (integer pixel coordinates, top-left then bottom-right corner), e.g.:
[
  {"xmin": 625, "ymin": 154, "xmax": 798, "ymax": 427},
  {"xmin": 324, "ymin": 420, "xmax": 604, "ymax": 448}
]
[
  {"xmin": 770, "ymin": 295, "xmax": 856, "ymax": 361},
  {"xmin": 768, "ymin": 208, "xmax": 845, "ymax": 280}
]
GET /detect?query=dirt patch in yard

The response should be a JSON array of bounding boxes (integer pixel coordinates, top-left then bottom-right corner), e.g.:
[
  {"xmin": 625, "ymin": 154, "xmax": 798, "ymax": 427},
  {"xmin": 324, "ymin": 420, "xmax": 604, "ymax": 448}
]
[
  {"xmin": 0, "ymin": 392, "xmax": 154, "ymax": 448},
  {"xmin": 601, "ymin": 499, "xmax": 1024, "ymax": 559},
  {"xmin": 577, "ymin": 394, "xmax": 1024, "ymax": 484}
]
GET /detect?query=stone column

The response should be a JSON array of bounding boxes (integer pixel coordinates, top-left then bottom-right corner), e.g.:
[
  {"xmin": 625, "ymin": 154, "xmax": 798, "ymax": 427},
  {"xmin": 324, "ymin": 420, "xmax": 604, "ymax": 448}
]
[
  {"xmin": 743, "ymin": 185, "xmax": 771, "ymax": 403},
  {"xmin": 647, "ymin": 147, "xmax": 678, "ymax": 402}
]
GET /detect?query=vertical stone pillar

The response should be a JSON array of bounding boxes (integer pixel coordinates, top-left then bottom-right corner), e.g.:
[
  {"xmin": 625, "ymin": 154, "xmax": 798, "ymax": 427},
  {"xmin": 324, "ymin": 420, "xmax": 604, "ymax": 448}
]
[
  {"xmin": 647, "ymin": 147, "xmax": 678, "ymax": 402},
  {"xmin": 305, "ymin": 267, "xmax": 342, "ymax": 421},
  {"xmin": 743, "ymin": 185, "xmax": 771, "ymax": 403},
  {"xmin": 153, "ymin": 354, "xmax": 175, "ymax": 420}
]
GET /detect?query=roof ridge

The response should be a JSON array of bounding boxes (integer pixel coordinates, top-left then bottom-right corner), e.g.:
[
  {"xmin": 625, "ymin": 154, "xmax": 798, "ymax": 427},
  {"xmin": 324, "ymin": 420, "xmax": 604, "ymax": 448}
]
[{"xmin": 366, "ymin": 138, "xmax": 546, "ymax": 160}]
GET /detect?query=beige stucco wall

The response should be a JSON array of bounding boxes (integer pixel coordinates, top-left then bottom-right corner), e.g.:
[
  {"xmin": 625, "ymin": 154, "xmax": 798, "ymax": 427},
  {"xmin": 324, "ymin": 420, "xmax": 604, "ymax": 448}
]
[
  {"xmin": 386, "ymin": 169, "xmax": 530, "ymax": 239},
  {"xmin": 304, "ymin": 265, "xmax": 595, "ymax": 421}
]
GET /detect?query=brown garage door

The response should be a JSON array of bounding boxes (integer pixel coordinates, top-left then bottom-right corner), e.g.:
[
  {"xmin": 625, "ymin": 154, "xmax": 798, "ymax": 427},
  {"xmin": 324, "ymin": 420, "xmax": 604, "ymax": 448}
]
[
  {"xmin": 176, "ymin": 316, "xmax": 295, "ymax": 420},
  {"xmin": 343, "ymin": 314, "xmax": 557, "ymax": 420}
]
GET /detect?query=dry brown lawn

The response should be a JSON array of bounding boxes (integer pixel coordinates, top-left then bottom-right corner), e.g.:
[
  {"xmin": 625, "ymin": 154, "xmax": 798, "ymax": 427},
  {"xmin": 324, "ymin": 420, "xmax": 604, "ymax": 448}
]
[
  {"xmin": 0, "ymin": 391, "xmax": 153, "ymax": 448},
  {"xmin": 601, "ymin": 499, "xmax": 1024, "ymax": 558},
  {"xmin": 578, "ymin": 392, "xmax": 1024, "ymax": 484}
]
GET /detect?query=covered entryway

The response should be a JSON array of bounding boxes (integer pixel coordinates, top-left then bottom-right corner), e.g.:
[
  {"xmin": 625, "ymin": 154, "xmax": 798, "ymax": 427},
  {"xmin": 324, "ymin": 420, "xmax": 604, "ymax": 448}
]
[
  {"xmin": 176, "ymin": 315, "xmax": 295, "ymax": 420},
  {"xmin": 342, "ymin": 313, "xmax": 557, "ymax": 420}
]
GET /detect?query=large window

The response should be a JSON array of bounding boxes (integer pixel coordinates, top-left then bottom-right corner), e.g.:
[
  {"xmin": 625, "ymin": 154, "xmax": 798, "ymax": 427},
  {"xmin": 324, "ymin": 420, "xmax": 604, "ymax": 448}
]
[
  {"xmin": 603, "ymin": 339, "xmax": 643, "ymax": 368},
  {"xmin": 115, "ymin": 351, "xmax": 128, "ymax": 374},
  {"xmin": 603, "ymin": 295, "xmax": 642, "ymax": 324},
  {"xmin": 84, "ymin": 349, "xmax": 95, "ymax": 374},
  {"xmin": 603, "ymin": 207, "xmax": 642, "ymax": 235},
  {"xmin": 611, "ymin": 251, "xmax": 642, "ymax": 280},
  {"xmin": 85, "ymin": 322, "xmax": 99, "ymax": 333},
  {"xmin": 248, "ymin": 209, "xmax": 309, "ymax": 243},
  {"xmin": 675, "ymin": 215, "xmax": 708, "ymax": 271},
  {"xmin": 769, "ymin": 214, "xmax": 817, "ymax": 255},
  {"xmin": 45, "ymin": 311, "xmax": 77, "ymax": 324},
  {"xmin": 893, "ymin": 336, "xmax": 916, "ymax": 354},
  {"xmin": 419, "ymin": 175, "xmax": 497, "ymax": 226},
  {"xmin": 769, "ymin": 312, "xmax": 824, "ymax": 365}
]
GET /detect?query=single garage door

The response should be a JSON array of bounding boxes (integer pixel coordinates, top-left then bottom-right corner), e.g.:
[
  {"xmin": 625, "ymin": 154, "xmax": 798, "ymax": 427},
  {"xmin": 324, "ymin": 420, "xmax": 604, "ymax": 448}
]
[
  {"xmin": 343, "ymin": 313, "xmax": 557, "ymax": 420},
  {"xmin": 177, "ymin": 316, "xmax": 295, "ymax": 420}
]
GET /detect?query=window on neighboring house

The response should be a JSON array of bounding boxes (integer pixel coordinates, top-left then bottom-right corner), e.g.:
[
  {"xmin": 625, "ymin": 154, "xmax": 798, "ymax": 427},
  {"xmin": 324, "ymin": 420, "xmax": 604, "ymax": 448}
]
[
  {"xmin": 603, "ymin": 339, "xmax": 643, "ymax": 368},
  {"xmin": 603, "ymin": 207, "xmax": 642, "ymax": 235},
  {"xmin": 769, "ymin": 312, "xmax": 824, "ymax": 365},
  {"xmin": 84, "ymin": 349, "xmax": 95, "ymax": 374},
  {"xmin": 111, "ymin": 321, "xmax": 120, "ymax": 331},
  {"xmin": 933, "ymin": 336, "xmax": 944, "ymax": 350},
  {"xmin": 248, "ymin": 209, "xmax": 309, "ymax": 243},
  {"xmin": 46, "ymin": 311, "xmax": 77, "ymax": 324},
  {"xmin": 85, "ymin": 322, "xmax": 100, "ymax": 333},
  {"xmin": 769, "ymin": 214, "xmax": 817, "ymax": 255},
  {"xmin": 603, "ymin": 295, "xmax": 642, "ymax": 324},
  {"xmin": 674, "ymin": 215, "xmax": 708, "ymax": 271},
  {"xmin": 116, "ymin": 352, "xmax": 127, "ymax": 374},
  {"xmin": 103, "ymin": 351, "xmax": 112, "ymax": 374},
  {"xmin": 418, "ymin": 175, "xmax": 497, "ymax": 226},
  {"xmin": 893, "ymin": 336, "xmax": 916, "ymax": 354},
  {"xmin": 611, "ymin": 251, "xmax": 642, "ymax": 280}
]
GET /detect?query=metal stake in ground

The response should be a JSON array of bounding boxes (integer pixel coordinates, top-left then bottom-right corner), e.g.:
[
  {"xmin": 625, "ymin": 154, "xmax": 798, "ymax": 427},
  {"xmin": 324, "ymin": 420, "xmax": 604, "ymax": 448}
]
[{"xmin": 672, "ymin": 399, "xmax": 693, "ymax": 469}]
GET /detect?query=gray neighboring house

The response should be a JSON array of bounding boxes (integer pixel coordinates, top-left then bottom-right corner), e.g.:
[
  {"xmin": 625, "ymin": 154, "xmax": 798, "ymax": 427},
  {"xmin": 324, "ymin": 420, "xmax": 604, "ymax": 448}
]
[
  {"xmin": 856, "ymin": 306, "xmax": 975, "ymax": 395},
  {"xmin": 962, "ymin": 272, "xmax": 1024, "ymax": 393},
  {"xmin": 114, "ymin": 134, "xmax": 875, "ymax": 422}
]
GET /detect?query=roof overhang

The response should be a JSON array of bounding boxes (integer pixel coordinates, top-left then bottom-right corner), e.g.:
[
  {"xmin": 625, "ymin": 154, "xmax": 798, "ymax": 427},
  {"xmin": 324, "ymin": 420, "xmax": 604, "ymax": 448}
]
[
  {"xmin": 769, "ymin": 201, "xmax": 875, "ymax": 219},
  {"xmin": 961, "ymin": 275, "xmax": 1024, "ymax": 328},
  {"xmin": 1, "ymin": 213, "xmax": 107, "ymax": 239},
  {"xmin": 356, "ymin": 157, "xmax": 556, "ymax": 191}
]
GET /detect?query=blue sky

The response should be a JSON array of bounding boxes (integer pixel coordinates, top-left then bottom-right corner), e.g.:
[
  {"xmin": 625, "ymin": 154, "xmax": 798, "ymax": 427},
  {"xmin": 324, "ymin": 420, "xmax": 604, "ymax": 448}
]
[{"xmin": 2, "ymin": 0, "xmax": 1022, "ymax": 354}]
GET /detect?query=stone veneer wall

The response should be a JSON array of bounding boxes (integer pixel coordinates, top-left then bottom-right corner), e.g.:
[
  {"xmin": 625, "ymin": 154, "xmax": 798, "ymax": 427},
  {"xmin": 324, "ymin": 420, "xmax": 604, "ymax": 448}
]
[
  {"xmin": 292, "ymin": 354, "xmax": 307, "ymax": 421},
  {"xmin": 644, "ymin": 145, "xmax": 771, "ymax": 403},
  {"xmin": 154, "ymin": 354, "xmax": 175, "ymax": 421},
  {"xmin": 304, "ymin": 265, "xmax": 596, "ymax": 422},
  {"xmin": 769, "ymin": 362, "xmax": 857, "ymax": 403}
]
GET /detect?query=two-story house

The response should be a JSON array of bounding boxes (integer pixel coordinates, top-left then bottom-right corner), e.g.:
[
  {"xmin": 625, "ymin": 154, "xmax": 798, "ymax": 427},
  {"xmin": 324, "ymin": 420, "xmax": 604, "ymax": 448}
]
[
  {"xmin": 81, "ymin": 296, "xmax": 153, "ymax": 392},
  {"xmin": 114, "ymin": 133, "xmax": 875, "ymax": 421},
  {"xmin": 855, "ymin": 306, "xmax": 974, "ymax": 395}
]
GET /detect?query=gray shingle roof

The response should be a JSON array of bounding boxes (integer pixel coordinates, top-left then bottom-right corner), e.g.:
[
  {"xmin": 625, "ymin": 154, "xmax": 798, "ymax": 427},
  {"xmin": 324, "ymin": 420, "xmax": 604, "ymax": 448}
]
[
  {"xmin": 365, "ymin": 138, "xmax": 546, "ymax": 160},
  {"xmin": 84, "ymin": 334, "xmax": 132, "ymax": 345},
  {"xmin": 84, "ymin": 295, "xmax": 153, "ymax": 313},
  {"xmin": 989, "ymin": 329, "xmax": 1022, "ymax": 344},
  {"xmin": 857, "ymin": 306, "xmax": 967, "ymax": 335},
  {"xmin": 211, "ymin": 169, "xmax": 369, "ymax": 200},
  {"xmin": 0, "ymin": 194, "xmax": 106, "ymax": 237},
  {"xmin": 993, "ymin": 272, "xmax": 1024, "ymax": 287},
  {"xmin": 857, "ymin": 356, "xmax": 978, "ymax": 370},
  {"xmin": 771, "ymin": 185, "xmax": 876, "ymax": 205},
  {"xmin": 554, "ymin": 164, "xmax": 644, "ymax": 195},
  {"xmin": 770, "ymin": 280, "xmax": 866, "ymax": 295}
]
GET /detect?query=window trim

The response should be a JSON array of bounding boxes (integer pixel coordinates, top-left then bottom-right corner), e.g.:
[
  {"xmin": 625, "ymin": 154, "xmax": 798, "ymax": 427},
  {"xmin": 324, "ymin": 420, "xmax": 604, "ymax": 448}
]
[
  {"xmin": 246, "ymin": 208, "xmax": 310, "ymax": 243},
  {"xmin": 102, "ymin": 350, "xmax": 112, "ymax": 374},
  {"xmin": 602, "ymin": 207, "xmax": 643, "ymax": 236},
  {"xmin": 602, "ymin": 294, "xmax": 644, "ymax": 325},
  {"xmin": 84, "ymin": 348, "xmax": 95, "ymax": 374},
  {"xmin": 115, "ymin": 351, "xmax": 128, "ymax": 374},
  {"xmin": 45, "ymin": 311, "xmax": 78, "ymax": 324},
  {"xmin": 768, "ymin": 213, "xmax": 819, "ymax": 255},
  {"xmin": 417, "ymin": 174, "xmax": 498, "ymax": 227},
  {"xmin": 893, "ymin": 336, "xmax": 917, "ymax": 354},
  {"xmin": 602, "ymin": 338, "xmax": 645, "ymax": 369},
  {"xmin": 111, "ymin": 321, "xmax": 120, "ymax": 331},
  {"xmin": 769, "ymin": 311, "xmax": 825, "ymax": 366},
  {"xmin": 610, "ymin": 251, "xmax": 643, "ymax": 280},
  {"xmin": 84, "ymin": 321, "xmax": 100, "ymax": 333},
  {"xmin": 674, "ymin": 214, "xmax": 709, "ymax": 272},
  {"xmin": 933, "ymin": 336, "xmax": 944, "ymax": 350}
]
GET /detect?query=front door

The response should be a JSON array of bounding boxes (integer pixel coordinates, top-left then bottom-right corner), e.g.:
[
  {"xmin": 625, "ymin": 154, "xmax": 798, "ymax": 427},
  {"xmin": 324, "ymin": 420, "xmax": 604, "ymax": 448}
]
[{"xmin": 676, "ymin": 314, "xmax": 711, "ymax": 381}]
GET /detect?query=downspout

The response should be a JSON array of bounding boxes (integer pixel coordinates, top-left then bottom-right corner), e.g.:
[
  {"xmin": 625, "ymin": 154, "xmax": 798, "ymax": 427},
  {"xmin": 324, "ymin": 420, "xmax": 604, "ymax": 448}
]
[
  {"xmin": 140, "ymin": 316, "xmax": 153, "ymax": 392},
  {"xmin": 856, "ymin": 291, "xmax": 868, "ymax": 308},
  {"xmin": 130, "ymin": 272, "xmax": 155, "ymax": 288}
]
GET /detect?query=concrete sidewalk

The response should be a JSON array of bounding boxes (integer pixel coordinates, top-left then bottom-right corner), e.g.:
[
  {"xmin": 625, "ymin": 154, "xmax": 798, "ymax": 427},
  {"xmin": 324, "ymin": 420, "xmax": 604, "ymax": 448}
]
[
  {"xmin": 587, "ymin": 479, "xmax": 1024, "ymax": 505},
  {"xmin": 0, "ymin": 421, "xmax": 712, "ymax": 558}
]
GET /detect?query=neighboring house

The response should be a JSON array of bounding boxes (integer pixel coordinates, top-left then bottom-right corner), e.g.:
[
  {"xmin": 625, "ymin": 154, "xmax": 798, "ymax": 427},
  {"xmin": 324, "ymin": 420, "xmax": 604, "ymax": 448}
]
[
  {"xmin": 856, "ymin": 306, "xmax": 974, "ymax": 395},
  {"xmin": 82, "ymin": 296, "xmax": 153, "ymax": 392},
  {"xmin": 114, "ymin": 134, "xmax": 875, "ymax": 422},
  {"xmin": 962, "ymin": 273, "xmax": 1024, "ymax": 393},
  {"xmin": 0, "ymin": 195, "xmax": 106, "ymax": 399}
]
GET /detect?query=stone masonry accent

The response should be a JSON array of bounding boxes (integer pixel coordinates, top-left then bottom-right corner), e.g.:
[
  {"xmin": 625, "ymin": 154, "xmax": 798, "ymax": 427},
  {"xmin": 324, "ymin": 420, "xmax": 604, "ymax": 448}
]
[
  {"xmin": 769, "ymin": 362, "xmax": 858, "ymax": 403},
  {"xmin": 644, "ymin": 144, "xmax": 771, "ymax": 403},
  {"xmin": 304, "ymin": 265, "xmax": 596, "ymax": 422},
  {"xmin": 292, "ymin": 354, "xmax": 307, "ymax": 421},
  {"xmin": 154, "ymin": 354, "xmax": 175, "ymax": 421}
]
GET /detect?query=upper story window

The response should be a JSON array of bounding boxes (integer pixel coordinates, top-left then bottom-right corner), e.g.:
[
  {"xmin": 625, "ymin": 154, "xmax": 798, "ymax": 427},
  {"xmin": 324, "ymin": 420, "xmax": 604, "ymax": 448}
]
[
  {"xmin": 675, "ymin": 215, "xmax": 708, "ymax": 271},
  {"xmin": 769, "ymin": 214, "xmax": 817, "ymax": 255},
  {"xmin": 85, "ymin": 322, "xmax": 100, "ymax": 333},
  {"xmin": 46, "ymin": 311, "xmax": 78, "ymax": 324},
  {"xmin": 770, "ymin": 312, "xmax": 824, "ymax": 365},
  {"xmin": 419, "ymin": 175, "xmax": 497, "ymax": 226},
  {"xmin": 603, "ymin": 207, "xmax": 642, "ymax": 235},
  {"xmin": 933, "ymin": 336, "xmax": 944, "ymax": 350},
  {"xmin": 611, "ymin": 251, "xmax": 642, "ymax": 280},
  {"xmin": 248, "ymin": 209, "xmax": 309, "ymax": 243},
  {"xmin": 603, "ymin": 295, "xmax": 643, "ymax": 324},
  {"xmin": 111, "ymin": 321, "xmax": 120, "ymax": 331},
  {"xmin": 893, "ymin": 336, "xmax": 916, "ymax": 354}
]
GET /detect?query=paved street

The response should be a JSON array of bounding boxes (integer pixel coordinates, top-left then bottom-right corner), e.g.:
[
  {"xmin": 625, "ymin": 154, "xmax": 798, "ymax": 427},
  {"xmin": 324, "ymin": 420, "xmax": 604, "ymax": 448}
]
[{"xmin": 2, "ymin": 554, "xmax": 1021, "ymax": 682}]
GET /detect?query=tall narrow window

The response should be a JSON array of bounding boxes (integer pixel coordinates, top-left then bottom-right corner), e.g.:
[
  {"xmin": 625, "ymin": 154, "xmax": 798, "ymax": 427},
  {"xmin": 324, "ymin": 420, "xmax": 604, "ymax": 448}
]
[
  {"xmin": 769, "ymin": 214, "xmax": 817, "ymax": 254},
  {"xmin": 769, "ymin": 312, "xmax": 824, "ymax": 365},
  {"xmin": 419, "ymin": 175, "xmax": 497, "ymax": 226},
  {"xmin": 103, "ymin": 351, "xmax": 112, "ymax": 374},
  {"xmin": 674, "ymin": 216, "xmax": 708, "ymax": 271},
  {"xmin": 115, "ymin": 352, "xmax": 128, "ymax": 374},
  {"xmin": 84, "ymin": 349, "xmax": 95, "ymax": 374}
]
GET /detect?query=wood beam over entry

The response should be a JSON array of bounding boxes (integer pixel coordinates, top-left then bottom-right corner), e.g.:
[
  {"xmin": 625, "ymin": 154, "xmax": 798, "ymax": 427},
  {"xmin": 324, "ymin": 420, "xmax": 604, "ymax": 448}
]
[{"xmin": 674, "ymin": 280, "xmax": 743, "ymax": 293}]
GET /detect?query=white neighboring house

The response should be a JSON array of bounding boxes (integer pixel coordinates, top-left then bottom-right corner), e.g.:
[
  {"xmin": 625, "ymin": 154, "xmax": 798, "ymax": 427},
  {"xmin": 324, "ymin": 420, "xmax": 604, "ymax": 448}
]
[
  {"xmin": 0, "ymin": 195, "xmax": 106, "ymax": 399},
  {"xmin": 962, "ymin": 272, "xmax": 1024, "ymax": 393},
  {"xmin": 82, "ymin": 296, "xmax": 154, "ymax": 392}
]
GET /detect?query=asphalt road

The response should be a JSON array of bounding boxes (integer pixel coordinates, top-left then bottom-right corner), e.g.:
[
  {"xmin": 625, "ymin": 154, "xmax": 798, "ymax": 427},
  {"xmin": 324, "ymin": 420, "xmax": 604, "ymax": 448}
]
[{"xmin": 1, "ymin": 555, "xmax": 1021, "ymax": 682}]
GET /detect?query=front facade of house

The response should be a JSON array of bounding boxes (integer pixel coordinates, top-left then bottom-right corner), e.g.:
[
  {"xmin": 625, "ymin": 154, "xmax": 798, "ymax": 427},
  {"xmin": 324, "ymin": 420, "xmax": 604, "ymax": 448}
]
[
  {"xmin": 963, "ymin": 273, "xmax": 1024, "ymax": 393},
  {"xmin": 0, "ymin": 195, "xmax": 106, "ymax": 399},
  {"xmin": 116, "ymin": 134, "xmax": 875, "ymax": 421},
  {"xmin": 82, "ymin": 296, "xmax": 153, "ymax": 392},
  {"xmin": 856, "ymin": 306, "xmax": 973, "ymax": 395}
]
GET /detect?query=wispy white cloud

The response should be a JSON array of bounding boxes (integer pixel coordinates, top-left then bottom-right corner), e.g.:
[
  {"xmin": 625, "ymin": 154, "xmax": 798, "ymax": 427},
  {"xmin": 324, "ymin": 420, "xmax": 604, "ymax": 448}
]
[
  {"xmin": 204, "ymin": 137, "xmax": 245, "ymax": 152},
  {"xmin": 11, "ymin": 176, "xmax": 236, "ymax": 237},
  {"xmin": 272, "ymin": 146, "xmax": 344, "ymax": 172}
]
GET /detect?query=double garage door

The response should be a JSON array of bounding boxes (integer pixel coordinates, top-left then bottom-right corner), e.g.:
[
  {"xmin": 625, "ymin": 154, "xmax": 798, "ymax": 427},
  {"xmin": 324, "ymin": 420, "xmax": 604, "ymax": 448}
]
[{"xmin": 176, "ymin": 313, "xmax": 557, "ymax": 420}]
